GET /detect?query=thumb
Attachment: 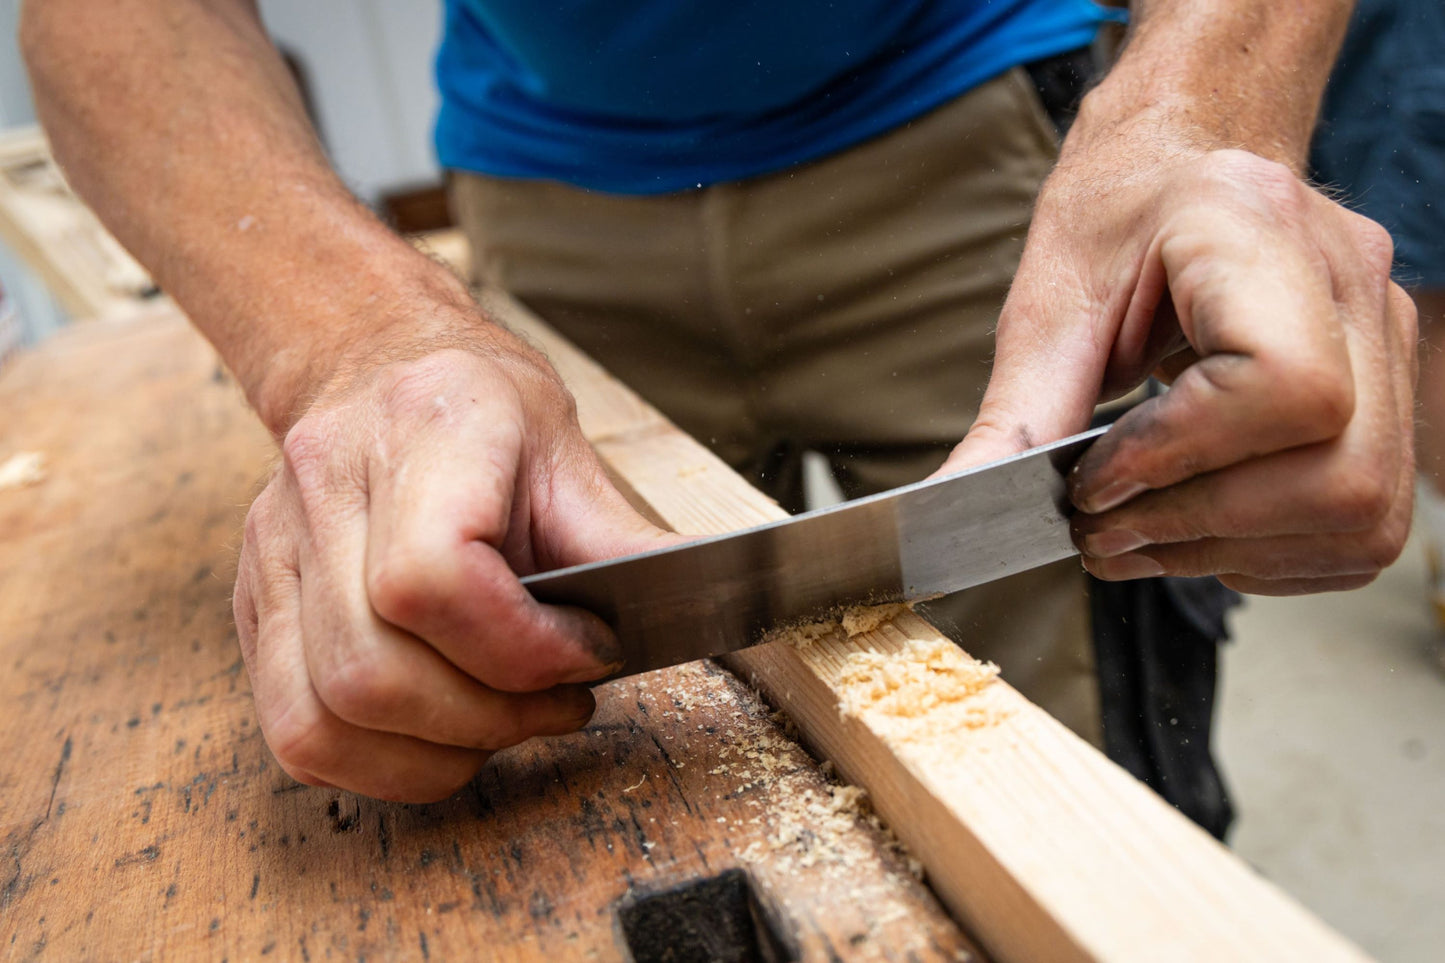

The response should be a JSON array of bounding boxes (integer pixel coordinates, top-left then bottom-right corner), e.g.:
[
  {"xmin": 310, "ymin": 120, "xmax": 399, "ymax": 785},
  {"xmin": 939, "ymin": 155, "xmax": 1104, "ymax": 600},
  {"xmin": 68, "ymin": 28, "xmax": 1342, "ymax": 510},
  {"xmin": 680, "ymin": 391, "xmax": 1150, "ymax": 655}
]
[{"xmin": 934, "ymin": 274, "xmax": 1107, "ymax": 478}]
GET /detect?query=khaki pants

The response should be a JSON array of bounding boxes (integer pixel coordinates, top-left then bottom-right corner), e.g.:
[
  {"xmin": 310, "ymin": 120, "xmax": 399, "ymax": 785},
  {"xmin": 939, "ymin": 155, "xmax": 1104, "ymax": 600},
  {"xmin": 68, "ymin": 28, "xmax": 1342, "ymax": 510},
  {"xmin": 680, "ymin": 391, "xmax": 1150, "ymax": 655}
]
[{"xmin": 452, "ymin": 69, "xmax": 1102, "ymax": 745}]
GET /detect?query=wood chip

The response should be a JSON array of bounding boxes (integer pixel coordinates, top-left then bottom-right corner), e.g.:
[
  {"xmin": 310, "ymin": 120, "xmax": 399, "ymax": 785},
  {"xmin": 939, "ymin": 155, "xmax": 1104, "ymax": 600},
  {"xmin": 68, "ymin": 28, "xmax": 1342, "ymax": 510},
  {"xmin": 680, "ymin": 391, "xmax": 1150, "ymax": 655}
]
[{"xmin": 0, "ymin": 450, "xmax": 46, "ymax": 490}]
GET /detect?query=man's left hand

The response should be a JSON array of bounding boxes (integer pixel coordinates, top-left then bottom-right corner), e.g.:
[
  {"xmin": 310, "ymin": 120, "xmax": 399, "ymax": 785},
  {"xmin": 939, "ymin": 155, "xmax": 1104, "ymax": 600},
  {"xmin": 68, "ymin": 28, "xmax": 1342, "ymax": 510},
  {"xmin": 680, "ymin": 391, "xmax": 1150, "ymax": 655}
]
[{"xmin": 940, "ymin": 118, "xmax": 1418, "ymax": 595}]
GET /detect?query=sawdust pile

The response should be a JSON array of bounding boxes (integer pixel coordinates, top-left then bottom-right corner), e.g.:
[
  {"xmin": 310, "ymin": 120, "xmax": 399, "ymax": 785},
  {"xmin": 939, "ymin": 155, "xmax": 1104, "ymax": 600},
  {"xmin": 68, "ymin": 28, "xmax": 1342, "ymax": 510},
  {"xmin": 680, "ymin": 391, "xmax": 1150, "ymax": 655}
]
[
  {"xmin": 647, "ymin": 663, "xmax": 933, "ymax": 949},
  {"xmin": 756, "ymin": 601, "xmax": 1007, "ymax": 740},
  {"xmin": 838, "ymin": 638, "xmax": 998, "ymax": 717},
  {"xmin": 837, "ymin": 637, "xmax": 1005, "ymax": 741}
]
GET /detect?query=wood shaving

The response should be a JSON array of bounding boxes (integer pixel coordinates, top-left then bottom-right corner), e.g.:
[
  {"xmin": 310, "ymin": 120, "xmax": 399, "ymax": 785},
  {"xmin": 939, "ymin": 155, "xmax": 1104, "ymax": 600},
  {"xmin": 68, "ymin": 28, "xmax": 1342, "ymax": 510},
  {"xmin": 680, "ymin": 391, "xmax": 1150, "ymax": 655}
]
[
  {"xmin": 761, "ymin": 600, "xmax": 914, "ymax": 649},
  {"xmin": 0, "ymin": 451, "xmax": 46, "ymax": 490},
  {"xmin": 839, "ymin": 602, "xmax": 912, "ymax": 638},
  {"xmin": 761, "ymin": 617, "xmax": 837, "ymax": 649},
  {"xmin": 836, "ymin": 637, "xmax": 1006, "ymax": 740}
]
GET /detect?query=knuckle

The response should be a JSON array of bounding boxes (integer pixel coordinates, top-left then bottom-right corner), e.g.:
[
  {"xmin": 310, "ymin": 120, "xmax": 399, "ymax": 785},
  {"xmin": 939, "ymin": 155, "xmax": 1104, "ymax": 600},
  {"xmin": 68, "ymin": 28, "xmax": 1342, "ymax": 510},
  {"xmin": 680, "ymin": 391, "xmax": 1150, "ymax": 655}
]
[
  {"xmin": 1349, "ymin": 215, "xmax": 1396, "ymax": 282},
  {"xmin": 375, "ymin": 350, "xmax": 485, "ymax": 421},
  {"xmin": 1362, "ymin": 515, "xmax": 1409, "ymax": 571},
  {"xmin": 264, "ymin": 703, "xmax": 334, "ymax": 778},
  {"xmin": 231, "ymin": 580, "xmax": 259, "ymax": 658},
  {"xmin": 1198, "ymin": 151, "xmax": 1305, "ymax": 216},
  {"xmin": 367, "ymin": 551, "xmax": 443, "ymax": 628},
  {"xmin": 242, "ymin": 484, "xmax": 281, "ymax": 547},
  {"xmin": 281, "ymin": 411, "xmax": 367, "ymax": 521},
  {"xmin": 280, "ymin": 416, "xmax": 336, "ymax": 488},
  {"xmin": 1269, "ymin": 357, "xmax": 1354, "ymax": 437},
  {"xmin": 1390, "ymin": 282, "xmax": 1420, "ymax": 352},
  {"xmin": 1324, "ymin": 462, "xmax": 1394, "ymax": 531},
  {"xmin": 312, "ymin": 647, "xmax": 408, "ymax": 727}
]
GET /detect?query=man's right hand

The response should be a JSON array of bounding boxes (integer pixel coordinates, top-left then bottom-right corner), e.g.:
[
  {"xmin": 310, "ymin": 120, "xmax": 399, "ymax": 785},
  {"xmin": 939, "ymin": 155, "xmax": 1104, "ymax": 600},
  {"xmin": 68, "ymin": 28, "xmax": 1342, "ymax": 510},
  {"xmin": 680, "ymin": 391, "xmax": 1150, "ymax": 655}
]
[
  {"xmin": 232, "ymin": 337, "xmax": 678, "ymax": 802},
  {"xmin": 22, "ymin": 0, "xmax": 677, "ymax": 802}
]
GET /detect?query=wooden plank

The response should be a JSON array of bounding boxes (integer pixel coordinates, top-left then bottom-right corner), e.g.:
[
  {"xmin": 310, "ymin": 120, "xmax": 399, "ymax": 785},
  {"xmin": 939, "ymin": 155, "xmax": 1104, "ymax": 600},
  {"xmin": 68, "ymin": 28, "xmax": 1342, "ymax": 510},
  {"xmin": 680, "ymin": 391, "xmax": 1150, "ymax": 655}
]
[
  {"xmin": 0, "ymin": 126, "xmax": 157, "ymax": 321},
  {"xmin": 0, "ymin": 308, "xmax": 978, "ymax": 961},
  {"xmin": 487, "ymin": 292, "xmax": 1374, "ymax": 963}
]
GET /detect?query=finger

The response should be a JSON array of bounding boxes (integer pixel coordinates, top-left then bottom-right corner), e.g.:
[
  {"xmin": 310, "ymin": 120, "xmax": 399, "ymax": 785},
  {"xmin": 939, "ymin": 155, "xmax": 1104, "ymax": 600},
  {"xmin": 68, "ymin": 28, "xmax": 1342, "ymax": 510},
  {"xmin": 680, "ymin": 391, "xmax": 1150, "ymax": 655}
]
[
  {"xmin": 1219, "ymin": 573, "xmax": 1379, "ymax": 596},
  {"xmin": 1082, "ymin": 532, "xmax": 1391, "ymax": 583},
  {"xmin": 244, "ymin": 507, "xmax": 489, "ymax": 802},
  {"xmin": 1153, "ymin": 346, "xmax": 1201, "ymax": 385},
  {"xmin": 304, "ymin": 594, "xmax": 599, "ymax": 750},
  {"xmin": 1083, "ymin": 486, "xmax": 1408, "ymax": 581},
  {"xmin": 233, "ymin": 529, "xmax": 261, "ymax": 671},
  {"xmin": 1082, "ymin": 546, "xmax": 1382, "ymax": 594},
  {"xmin": 1073, "ymin": 438, "xmax": 1395, "ymax": 551},
  {"xmin": 1311, "ymin": 204, "xmax": 1419, "ymax": 478},
  {"xmin": 1078, "ymin": 192, "xmax": 1416, "ymax": 559},
  {"xmin": 362, "ymin": 418, "xmax": 629, "ymax": 692},
  {"xmin": 288, "ymin": 459, "xmax": 601, "ymax": 744},
  {"xmin": 363, "ymin": 404, "xmax": 679, "ymax": 692},
  {"xmin": 1071, "ymin": 199, "xmax": 1356, "ymax": 513},
  {"xmin": 1086, "ymin": 419, "xmax": 1412, "ymax": 580},
  {"xmin": 934, "ymin": 238, "xmax": 1112, "ymax": 477}
]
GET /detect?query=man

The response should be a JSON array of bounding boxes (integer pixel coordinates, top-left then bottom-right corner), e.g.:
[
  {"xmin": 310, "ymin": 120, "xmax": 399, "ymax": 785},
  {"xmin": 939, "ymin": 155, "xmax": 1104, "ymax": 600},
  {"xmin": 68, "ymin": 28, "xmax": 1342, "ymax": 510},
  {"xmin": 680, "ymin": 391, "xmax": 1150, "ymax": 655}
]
[{"xmin": 21, "ymin": 0, "xmax": 1416, "ymax": 804}]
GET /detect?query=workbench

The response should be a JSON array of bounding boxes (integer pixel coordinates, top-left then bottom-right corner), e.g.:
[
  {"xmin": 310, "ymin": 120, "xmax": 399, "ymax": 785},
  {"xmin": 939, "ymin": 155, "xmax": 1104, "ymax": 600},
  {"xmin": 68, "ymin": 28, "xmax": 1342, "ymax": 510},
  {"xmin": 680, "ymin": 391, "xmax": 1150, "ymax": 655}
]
[{"xmin": 0, "ymin": 308, "xmax": 976, "ymax": 960}]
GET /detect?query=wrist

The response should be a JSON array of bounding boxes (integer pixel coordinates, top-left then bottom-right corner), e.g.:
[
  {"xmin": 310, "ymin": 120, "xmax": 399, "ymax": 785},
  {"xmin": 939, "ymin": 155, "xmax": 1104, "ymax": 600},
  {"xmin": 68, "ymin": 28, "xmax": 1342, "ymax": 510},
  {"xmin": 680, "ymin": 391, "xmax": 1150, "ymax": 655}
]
[
  {"xmin": 1071, "ymin": 72, "xmax": 1298, "ymax": 174},
  {"xmin": 248, "ymin": 246, "xmax": 503, "ymax": 437},
  {"xmin": 1073, "ymin": 1, "xmax": 1352, "ymax": 174}
]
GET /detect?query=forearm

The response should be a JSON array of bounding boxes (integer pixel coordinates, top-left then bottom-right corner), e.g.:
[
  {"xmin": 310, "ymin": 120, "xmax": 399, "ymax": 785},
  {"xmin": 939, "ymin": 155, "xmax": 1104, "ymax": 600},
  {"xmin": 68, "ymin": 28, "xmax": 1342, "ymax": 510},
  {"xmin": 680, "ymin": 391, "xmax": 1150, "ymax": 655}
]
[
  {"xmin": 21, "ymin": 0, "xmax": 480, "ymax": 435},
  {"xmin": 1075, "ymin": 0, "xmax": 1354, "ymax": 171}
]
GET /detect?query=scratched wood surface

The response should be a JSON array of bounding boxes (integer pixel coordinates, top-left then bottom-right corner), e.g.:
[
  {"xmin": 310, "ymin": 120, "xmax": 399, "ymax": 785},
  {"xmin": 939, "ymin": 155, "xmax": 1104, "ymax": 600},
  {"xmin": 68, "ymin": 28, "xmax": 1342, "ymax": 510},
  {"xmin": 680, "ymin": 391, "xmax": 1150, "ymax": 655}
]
[{"xmin": 0, "ymin": 309, "xmax": 980, "ymax": 961}]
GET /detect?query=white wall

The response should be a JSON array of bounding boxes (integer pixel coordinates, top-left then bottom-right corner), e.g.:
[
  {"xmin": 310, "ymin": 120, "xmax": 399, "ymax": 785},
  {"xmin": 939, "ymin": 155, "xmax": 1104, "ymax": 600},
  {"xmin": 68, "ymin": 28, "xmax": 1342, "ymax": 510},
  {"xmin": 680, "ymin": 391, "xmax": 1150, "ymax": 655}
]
[
  {"xmin": 0, "ymin": 0, "xmax": 68, "ymax": 347},
  {"xmin": 0, "ymin": 0, "xmax": 35, "ymax": 127},
  {"xmin": 257, "ymin": 0, "xmax": 445, "ymax": 202}
]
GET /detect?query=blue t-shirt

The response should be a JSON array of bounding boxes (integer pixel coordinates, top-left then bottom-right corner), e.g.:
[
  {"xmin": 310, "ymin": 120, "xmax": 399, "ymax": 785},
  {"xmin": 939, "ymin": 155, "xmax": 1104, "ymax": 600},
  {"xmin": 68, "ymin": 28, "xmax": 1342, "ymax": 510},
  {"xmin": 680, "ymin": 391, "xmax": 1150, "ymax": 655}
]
[{"xmin": 435, "ymin": 1, "xmax": 1123, "ymax": 195}]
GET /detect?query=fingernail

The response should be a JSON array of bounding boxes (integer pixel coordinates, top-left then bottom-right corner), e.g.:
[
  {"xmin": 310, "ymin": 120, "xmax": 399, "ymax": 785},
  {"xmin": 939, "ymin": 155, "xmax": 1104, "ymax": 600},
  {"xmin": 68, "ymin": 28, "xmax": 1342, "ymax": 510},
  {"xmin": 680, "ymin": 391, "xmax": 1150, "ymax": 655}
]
[
  {"xmin": 1096, "ymin": 553, "xmax": 1166, "ymax": 580},
  {"xmin": 1079, "ymin": 479, "xmax": 1147, "ymax": 513},
  {"xmin": 556, "ymin": 685, "xmax": 597, "ymax": 728},
  {"xmin": 560, "ymin": 660, "xmax": 624, "ymax": 686},
  {"xmin": 1081, "ymin": 529, "xmax": 1150, "ymax": 558},
  {"xmin": 558, "ymin": 606, "xmax": 624, "ymax": 667}
]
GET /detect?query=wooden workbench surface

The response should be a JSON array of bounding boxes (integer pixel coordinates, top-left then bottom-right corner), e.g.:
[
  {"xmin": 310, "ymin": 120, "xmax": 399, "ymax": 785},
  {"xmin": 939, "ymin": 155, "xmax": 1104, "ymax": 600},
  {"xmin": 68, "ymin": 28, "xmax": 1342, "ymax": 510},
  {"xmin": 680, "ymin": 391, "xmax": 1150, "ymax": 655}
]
[{"xmin": 0, "ymin": 308, "xmax": 979, "ymax": 961}]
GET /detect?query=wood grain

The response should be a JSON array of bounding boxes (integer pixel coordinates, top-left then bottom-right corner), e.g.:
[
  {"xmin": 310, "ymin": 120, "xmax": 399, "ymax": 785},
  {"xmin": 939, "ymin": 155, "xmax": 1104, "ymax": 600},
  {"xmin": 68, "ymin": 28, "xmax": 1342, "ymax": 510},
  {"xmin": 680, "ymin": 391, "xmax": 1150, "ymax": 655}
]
[
  {"xmin": 0, "ymin": 309, "xmax": 978, "ymax": 961},
  {"xmin": 489, "ymin": 292, "xmax": 1375, "ymax": 963}
]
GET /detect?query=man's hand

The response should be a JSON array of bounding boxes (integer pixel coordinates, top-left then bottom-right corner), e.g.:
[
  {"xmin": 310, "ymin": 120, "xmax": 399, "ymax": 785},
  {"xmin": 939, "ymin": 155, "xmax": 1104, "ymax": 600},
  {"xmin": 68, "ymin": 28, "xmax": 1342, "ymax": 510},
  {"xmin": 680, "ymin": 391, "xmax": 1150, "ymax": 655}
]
[
  {"xmin": 942, "ymin": 133, "xmax": 1417, "ymax": 594},
  {"xmin": 233, "ymin": 337, "xmax": 676, "ymax": 802},
  {"xmin": 24, "ymin": 0, "xmax": 682, "ymax": 799},
  {"xmin": 939, "ymin": 0, "xmax": 1417, "ymax": 595}
]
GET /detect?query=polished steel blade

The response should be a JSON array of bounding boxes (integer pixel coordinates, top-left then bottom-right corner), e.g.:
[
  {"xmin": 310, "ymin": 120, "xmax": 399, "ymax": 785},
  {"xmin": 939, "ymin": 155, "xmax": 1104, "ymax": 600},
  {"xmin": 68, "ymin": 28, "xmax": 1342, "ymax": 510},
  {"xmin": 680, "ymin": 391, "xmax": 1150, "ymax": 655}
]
[{"xmin": 523, "ymin": 426, "xmax": 1106, "ymax": 677}]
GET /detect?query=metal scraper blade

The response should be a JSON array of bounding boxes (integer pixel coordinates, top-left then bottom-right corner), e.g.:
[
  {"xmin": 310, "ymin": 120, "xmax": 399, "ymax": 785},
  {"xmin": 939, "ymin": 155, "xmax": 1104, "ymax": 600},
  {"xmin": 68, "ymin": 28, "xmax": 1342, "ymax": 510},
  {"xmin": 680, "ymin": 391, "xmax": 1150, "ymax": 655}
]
[{"xmin": 522, "ymin": 426, "xmax": 1106, "ymax": 678}]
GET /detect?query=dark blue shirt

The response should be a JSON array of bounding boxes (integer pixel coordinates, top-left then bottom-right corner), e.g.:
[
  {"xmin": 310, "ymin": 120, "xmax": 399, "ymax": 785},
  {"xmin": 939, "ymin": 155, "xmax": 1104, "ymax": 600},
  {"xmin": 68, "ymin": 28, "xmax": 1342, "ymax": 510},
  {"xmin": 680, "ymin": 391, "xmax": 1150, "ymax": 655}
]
[{"xmin": 435, "ymin": 0, "xmax": 1123, "ymax": 194}]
